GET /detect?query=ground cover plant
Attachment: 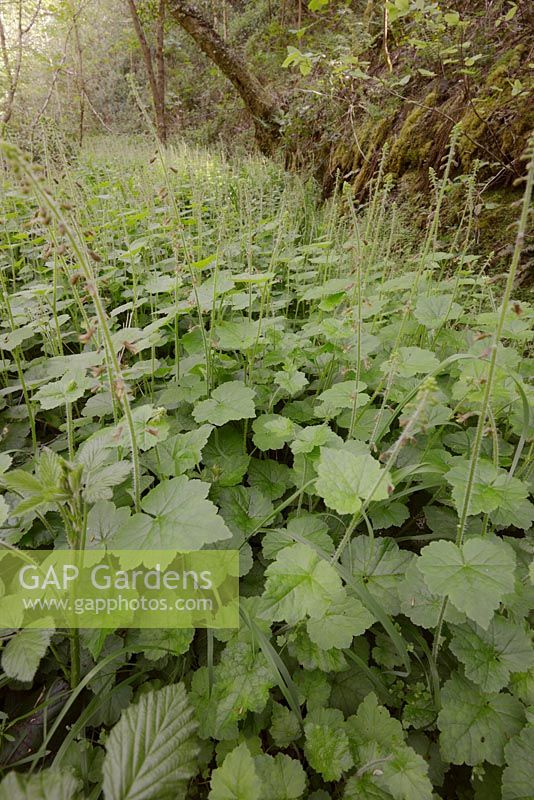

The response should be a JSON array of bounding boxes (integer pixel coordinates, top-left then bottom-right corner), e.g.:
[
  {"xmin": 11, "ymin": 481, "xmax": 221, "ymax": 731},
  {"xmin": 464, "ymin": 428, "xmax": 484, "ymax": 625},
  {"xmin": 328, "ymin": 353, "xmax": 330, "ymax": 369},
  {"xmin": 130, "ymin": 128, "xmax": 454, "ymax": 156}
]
[{"xmin": 0, "ymin": 134, "xmax": 532, "ymax": 800}]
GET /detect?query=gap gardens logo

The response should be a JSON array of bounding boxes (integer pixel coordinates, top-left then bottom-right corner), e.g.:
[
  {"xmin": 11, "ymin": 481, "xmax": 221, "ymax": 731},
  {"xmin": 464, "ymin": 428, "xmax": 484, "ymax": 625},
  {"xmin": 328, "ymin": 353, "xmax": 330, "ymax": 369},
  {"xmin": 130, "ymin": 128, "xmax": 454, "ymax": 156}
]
[{"xmin": 0, "ymin": 549, "xmax": 239, "ymax": 629}]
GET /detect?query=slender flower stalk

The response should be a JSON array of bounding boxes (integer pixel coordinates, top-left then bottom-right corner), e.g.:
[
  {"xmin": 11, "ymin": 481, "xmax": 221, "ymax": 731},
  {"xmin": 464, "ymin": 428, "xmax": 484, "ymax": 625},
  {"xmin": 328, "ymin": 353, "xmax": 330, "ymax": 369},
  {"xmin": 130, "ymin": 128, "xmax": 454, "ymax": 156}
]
[
  {"xmin": 1, "ymin": 142, "xmax": 143, "ymax": 512},
  {"xmin": 432, "ymin": 137, "xmax": 534, "ymax": 660},
  {"xmin": 333, "ymin": 381, "xmax": 435, "ymax": 564}
]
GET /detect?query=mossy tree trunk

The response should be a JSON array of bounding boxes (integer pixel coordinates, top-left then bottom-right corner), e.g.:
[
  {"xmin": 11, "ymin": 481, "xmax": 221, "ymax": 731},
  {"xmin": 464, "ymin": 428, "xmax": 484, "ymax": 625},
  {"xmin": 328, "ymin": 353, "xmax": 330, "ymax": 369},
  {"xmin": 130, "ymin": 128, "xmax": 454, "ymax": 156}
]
[{"xmin": 168, "ymin": 0, "xmax": 281, "ymax": 154}]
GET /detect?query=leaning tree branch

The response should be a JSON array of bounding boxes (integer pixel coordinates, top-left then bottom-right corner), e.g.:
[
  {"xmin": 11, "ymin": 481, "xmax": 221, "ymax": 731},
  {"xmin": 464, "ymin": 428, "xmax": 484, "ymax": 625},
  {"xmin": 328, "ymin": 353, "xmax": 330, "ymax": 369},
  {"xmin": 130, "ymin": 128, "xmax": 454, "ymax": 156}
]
[{"xmin": 168, "ymin": 0, "xmax": 281, "ymax": 153}]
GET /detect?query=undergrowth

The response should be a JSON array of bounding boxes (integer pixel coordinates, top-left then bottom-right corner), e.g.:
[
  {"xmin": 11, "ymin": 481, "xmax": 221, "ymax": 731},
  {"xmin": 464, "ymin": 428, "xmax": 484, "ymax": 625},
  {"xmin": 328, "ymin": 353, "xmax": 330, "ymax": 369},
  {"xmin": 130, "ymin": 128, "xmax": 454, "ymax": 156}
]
[{"xmin": 0, "ymin": 135, "xmax": 532, "ymax": 800}]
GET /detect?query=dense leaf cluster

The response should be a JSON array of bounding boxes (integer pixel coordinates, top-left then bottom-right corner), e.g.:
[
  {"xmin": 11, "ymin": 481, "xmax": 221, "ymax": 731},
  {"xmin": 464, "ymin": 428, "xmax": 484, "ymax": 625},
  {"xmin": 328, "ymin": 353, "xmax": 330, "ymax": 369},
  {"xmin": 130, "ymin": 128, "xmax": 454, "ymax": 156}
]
[{"xmin": 0, "ymin": 143, "xmax": 532, "ymax": 799}]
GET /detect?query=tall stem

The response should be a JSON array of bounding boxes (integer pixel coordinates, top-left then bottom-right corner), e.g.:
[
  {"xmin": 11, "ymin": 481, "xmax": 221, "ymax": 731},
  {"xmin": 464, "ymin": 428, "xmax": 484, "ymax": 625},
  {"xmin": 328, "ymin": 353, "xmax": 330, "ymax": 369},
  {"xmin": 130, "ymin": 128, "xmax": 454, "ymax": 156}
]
[
  {"xmin": 0, "ymin": 275, "xmax": 38, "ymax": 453},
  {"xmin": 66, "ymin": 402, "xmax": 75, "ymax": 462},
  {"xmin": 432, "ymin": 138, "xmax": 534, "ymax": 660},
  {"xmin": 1, "ymin": 143, "xmax": 142, "ymax": 512},
  {"xmin": 70, "ymin": 630, "xmax": 80, "ymax": 689},
  {"xmin": 333, "ymin": 385, "xmax": 433, "ymax": 564}
]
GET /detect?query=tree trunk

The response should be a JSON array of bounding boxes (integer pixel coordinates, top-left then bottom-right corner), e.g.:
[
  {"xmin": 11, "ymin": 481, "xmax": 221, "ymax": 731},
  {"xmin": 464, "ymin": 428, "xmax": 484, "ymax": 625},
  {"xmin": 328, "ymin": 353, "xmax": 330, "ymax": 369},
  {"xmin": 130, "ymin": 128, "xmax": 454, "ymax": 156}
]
[
  {"xmin": 155, "ymin": 0, "xmax": 167, "ymax": 142},
  {"xmin": 168, "ymin": 0, "xmax": 281, "ymax": 154},
  {"xmin": 1, "ymin": 1, "xmax": 22, "ymax": 126},
  {"xmin": 72, "ymin": 5, "xmax": 86, "ymax": 146},
  {"xmin": 0, "ymin": 0, "xmax": 42, "ymax": 127},
  {"xmin": 126, "ymin": 0, "xmax": 167, "ymax": 144},
  {"xmin": 0, "ymin": 12, "xmax": 15, "ymax": 125}
]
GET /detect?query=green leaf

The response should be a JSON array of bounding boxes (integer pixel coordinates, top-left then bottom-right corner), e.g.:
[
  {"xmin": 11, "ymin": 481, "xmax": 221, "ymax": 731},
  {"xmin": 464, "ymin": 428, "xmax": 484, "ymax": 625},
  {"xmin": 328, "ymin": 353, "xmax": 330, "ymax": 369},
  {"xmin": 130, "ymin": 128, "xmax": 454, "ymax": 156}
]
[
  {"xmin": 294, "ymin": 669, "xmax": 330, "ymax": 709},
  {"xmin": 511, "ymin": 74, "xmax": 524, "ymax": 95},
  {"xmin": 0, "ymin": 325, "xmax": 34, "ymax": 352},
  {"xmin": 102, "ymin": 684, "xmax": 199, "ymax": 800},
  {"xmin": 347, "ymin": 691, "xmax": 405, "ymax": 753},
  {"xmin": 255, "ymin": 753, "xmax": 306, "ymax": 800},
  {"xmin": 88, "ymin": 685, "xmax": 133, "ymax": 729},
  {"xmin": 503, "ymin": 3, "xmax": 518, "ymax": 21},
  {"xmin": 445, "ymin": 458, "xmax": 531, "ymax": 519},
  {"xmin": 414, "ymin": 294, "xmax": 462, "ymax": 328},
  {"xmin": 452, "ymin": 357, "xmax": 516, "ymax": 406},
  {"xmin": 203, "ymin": 425, "xmax": 250, "ymax": 486},
  {"xmin": 193, "ymin": 382, "xmax": 255, "ymax": 426},
  {"xmin": 270, "ymin": 702, "xmax": 301, "ymax": 748},
  {"xmin": 438, "ymin": 671, "xmax": 524, "ymax": 766},
  {"xmin": 115, "ymin": 405, "xmax": 170, "ymax": 451},
  {"xmin": 3, "ymin": 448, "xmax": 67, "ymax": 515},
  {"xmin": 82, "ymin": 390, "xmax": 113, "ymax": 420},
  {"xmin": 286, "ymin": 628, "xmax": 347, "ymax": 672},
  {"xmin": 125, "ymin": 628, "xmax": 194, "ymax": 661},
  {"xmin": 33, "ymin": 371, "xmax": 92, "ymax": 409},
  {"xmin": 248, "ymin": 458, "xmax": 293, "ymax": 500},
  {"xmin": 84, "ymin": 460, "xmax": 132, "ymax": 503},
  {"xmin": 281, "ymin": 46, "xmax": 313, "ymax": 76},
  {"xmin": 502, "ymin": 724, "xmax": 534, "ymax": 800},
  {"xmin": 274, "ymin": 369, "xmax": 308, "ymax": 397},
  {"xmin": 307, "ymin": 595, "xmax": 375, "ymax": 649},
  {"xmin": 112, "ymin": 476, "xmax": 232, "ymax": 552},
  {"xmin": 192, "ymin": 640, "xmax": 276, "ymax": 740},
  {"xmin": 343, "ymin": 536, "xmax": 413, "ymax": 615},
  {"xmin": 304, "ymin": 708, "xmax": 353, "ymax": 781},
  {"xmin": 213, "ymin": 319, "xmax": 258, "ymax": 351},
  {"xmin": 0, "ymin": 454, "xmax": 12, "ymax": 475},
  {"xmin": 0, "ymin": 496, "xmax": 9, "ymax": 527},
  {"xmin": 86, "ymin": 500, "xmax": 132, "ymax": 547},
  {"xmin": 214, "ymin": 485, "xmax": 273, "ymax": 535},
  {"xmin": 417, "ymin": 68, "xmax": 437, "ymax": 78},
  {"xmin": 372, "ymin": 630, "xmax": 407, "ymax": 670},
  {"xmin": 193, "ymin": 272, "xmax": 235, "ymax": 309},
  {"xmin": 418, "ymin": 537, "xmax": 516, "ymax": 628},
  {"xmin": 260, "ymin": 542, "xmax": 343, "ymax": 624},
  {"xmin": 314, "ymin": 381, "xmax": 368, "ymax": 419},
  {"xmin": 290, "ymin": 425, "xmax": 332, "ymax": 455},
  {"xmin": 1, "ymin": 625, "xmax": 53, "ymax": 682},
  {"xmin": 346, "ymin": 694, "xmax": 433, "ymax": 800},
  {"xmin": 262, "ymin": 513, "xmax": 334, "ymax": 560},
  {"xmin": 386, "ymin": 347, "xmax": 439, "ymax": 378},
  {"xmin": 491, "ymin": 496, "xmax": 534, "ymax": 531},
  {"xmin": 160, "ymin": 374, "xmax": 207, "ymax": 406},
  {"xmin": 344, "ymin": 773, "xmax": 393, "ymax": 799},
  {"xmin": 402, "ymin": 685, "xmax": 436, "ymax": 731},
  {"xmin": 209, "ymin": 743, "xmax": 262, "ymax": 800},
  {"xmin": 315, "ymin": 447, "xmax": 391, "ymax": 515},
  {"xmin": 399, "ymin": 402, "xmax": 452, "ymax": 434},
  {"xmin": 77, "ymin": 439, "xmax": 131, "ymax": 503},
  {"xmin": 0, "ymin": 770, "xmax": 80, "ymax": 800},
  {"xmin": 370, "ymin": 501, "xmax": 410, "ymax": 530},
  {"xmin": 379, "ymin": 747, "xmax": 434, "ymax": 800},
  {"xmin": 142, "ymin": 424, "xmax": 213, "ymax": 477},
  {"xmin": 509, "ymin": 666, "xmax": 534, "ymax": 705},
  {"xmin": 3, "ymin": 470, "xmax": 46, "ymax": 497},
  {"xmin": 398, "ymin": 559, "xmax": 464, "ymax": 629},
  {"xmin": 252, "ymin": 414, "xmax": 296, "ymax": 451},
  {"xmin": 444, "ymin": 11, "xmax": 460, "ymax": 25},
  {"xmin": 449, "ymin": 616, "xmax": 534, "ymax": 693}
]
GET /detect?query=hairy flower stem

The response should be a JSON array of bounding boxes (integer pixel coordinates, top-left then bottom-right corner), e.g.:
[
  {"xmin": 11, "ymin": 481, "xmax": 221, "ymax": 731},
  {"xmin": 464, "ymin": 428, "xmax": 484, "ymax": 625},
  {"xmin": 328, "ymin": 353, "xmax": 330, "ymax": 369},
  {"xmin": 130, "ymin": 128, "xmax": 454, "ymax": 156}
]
[
  {"xmin": 432, "ymin": 139, "xmax": 534, "ymax": 661},
  {"xmin": 347, "ymin": 201, "xmax": 364, "ymax": 439},
  {"xmin": 70, "ymin": 630, "xmax": 80, "ymax": 689},
  {"xmin": 0, "ymin": 142, "xmax": 142, "ymax": 512},
  {"xmin": 0, "ymin": 277, "xmax": 38, "ymax": 453},
  {"xmin": 333, "ymin": 384, "xmax": 433, "ymax": 564},
  {"xmin": 388, "ymin": 127, "xmax": 460, "ymax": 359},
  {"xmin": 65, "ymin": 402, "xmax": 75, "ymax": 462},
  {"xmin": 129, "ymin": 80, "xmax": 213, "ymax": 393}
]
